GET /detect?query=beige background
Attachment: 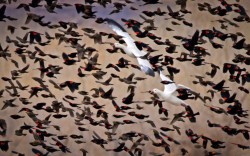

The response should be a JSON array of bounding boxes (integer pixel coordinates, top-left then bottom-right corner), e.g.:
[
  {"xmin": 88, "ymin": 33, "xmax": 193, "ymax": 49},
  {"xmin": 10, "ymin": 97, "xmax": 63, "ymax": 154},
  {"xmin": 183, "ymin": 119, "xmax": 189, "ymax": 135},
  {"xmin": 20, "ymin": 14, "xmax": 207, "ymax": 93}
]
[{"xmin": 0, "ymin": 0, "xmax": 249, "ymax": 155}]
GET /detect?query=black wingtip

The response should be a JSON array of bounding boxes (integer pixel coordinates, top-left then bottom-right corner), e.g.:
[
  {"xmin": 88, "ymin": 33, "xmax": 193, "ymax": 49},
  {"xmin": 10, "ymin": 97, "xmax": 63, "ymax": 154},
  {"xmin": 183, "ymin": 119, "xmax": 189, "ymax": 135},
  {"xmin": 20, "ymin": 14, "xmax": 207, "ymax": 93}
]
[
  {"xmin": 148, "ymin": 69, "xmax": 155, "ymax": 77},
  {"xmin": 141, "ymin": 66, "xmax": 155, "ymax": 77}
]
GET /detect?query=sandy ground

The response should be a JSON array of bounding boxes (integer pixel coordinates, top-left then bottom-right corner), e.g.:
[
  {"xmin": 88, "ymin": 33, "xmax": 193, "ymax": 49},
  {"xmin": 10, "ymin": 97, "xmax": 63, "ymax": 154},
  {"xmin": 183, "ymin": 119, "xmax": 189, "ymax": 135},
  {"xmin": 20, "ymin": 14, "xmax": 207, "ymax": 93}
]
[{"xmin": 0, "ymin": 0, "xmax": 249, "ymax": 156}]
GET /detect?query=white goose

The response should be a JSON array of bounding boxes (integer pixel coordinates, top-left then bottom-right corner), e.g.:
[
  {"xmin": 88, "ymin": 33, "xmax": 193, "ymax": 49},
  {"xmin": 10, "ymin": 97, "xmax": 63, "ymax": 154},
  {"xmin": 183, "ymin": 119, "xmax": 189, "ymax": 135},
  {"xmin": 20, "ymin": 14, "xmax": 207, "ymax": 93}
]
[
  {"xmin": 106, "ymin": 18, "xmax": 155, "ymax": 77},
  {"xmin": 152, "ymin": 70, "xmax": 191, "ymax": 107}
]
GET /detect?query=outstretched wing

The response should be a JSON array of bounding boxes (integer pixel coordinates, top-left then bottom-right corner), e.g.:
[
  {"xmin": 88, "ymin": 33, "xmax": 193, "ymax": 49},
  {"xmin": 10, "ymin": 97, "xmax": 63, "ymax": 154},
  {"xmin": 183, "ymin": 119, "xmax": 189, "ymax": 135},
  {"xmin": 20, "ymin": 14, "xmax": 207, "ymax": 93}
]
[
  {"xmin": 176, "ymin": 84, "xmax": 191, "ymax": 90},
  {"xmin": 106, "ymin": 18, "xmax": 154, "ymax": 76},
  {"xmin": 167, "ymin": 5, "xmax": 173, "ymax": 13},
  {"xmin": 106, "ymin": 18, "xmax": 146, "ymax": 57},
  {"xmin": 159, "ymin": 70, "xmax": 177, "ymax": 94},
  {"xmin": 189, "ymin": 30, "xmax": 199, "ymax": 46}
]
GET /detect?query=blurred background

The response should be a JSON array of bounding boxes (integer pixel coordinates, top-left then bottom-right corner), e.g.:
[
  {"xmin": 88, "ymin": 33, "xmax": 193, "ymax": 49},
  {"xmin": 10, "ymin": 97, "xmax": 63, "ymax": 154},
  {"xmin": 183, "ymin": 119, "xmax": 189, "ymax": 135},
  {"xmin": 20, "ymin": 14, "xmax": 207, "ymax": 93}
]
[{"xmin": 0, "ymin": 0, "xmax": 249, "ymax": 156}]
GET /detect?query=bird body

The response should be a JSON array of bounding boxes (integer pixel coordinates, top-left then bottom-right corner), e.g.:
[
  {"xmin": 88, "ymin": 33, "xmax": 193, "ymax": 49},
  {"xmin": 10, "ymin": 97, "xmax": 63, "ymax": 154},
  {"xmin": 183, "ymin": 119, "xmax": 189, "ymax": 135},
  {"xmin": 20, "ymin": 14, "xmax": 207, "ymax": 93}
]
[
  {"xmin": 153, "ymin": 70, "xmax": 190, "ymax": 106},
  {"xmin": 154, "ymin": 88, "xmax": 188, "ymax": 106}
]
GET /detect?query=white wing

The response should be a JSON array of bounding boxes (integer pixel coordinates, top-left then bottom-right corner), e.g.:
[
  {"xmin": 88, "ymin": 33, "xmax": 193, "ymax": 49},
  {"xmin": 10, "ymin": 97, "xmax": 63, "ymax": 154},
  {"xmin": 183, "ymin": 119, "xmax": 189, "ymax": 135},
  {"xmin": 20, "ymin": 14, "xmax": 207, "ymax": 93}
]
[
  {"xmin": 106, "ymin": 18, "xmax": 154, "ymax": 76},
  {"xmin": 176, "ymin": 84, "xmax": 191, "ymax": 90},
  {"xmin": 106, "ymin": 18, "xmax": 146, "ymax": 57},
  {"xmin": 159, "ymin": 70, "xmax": 177, "ymax": 94}
]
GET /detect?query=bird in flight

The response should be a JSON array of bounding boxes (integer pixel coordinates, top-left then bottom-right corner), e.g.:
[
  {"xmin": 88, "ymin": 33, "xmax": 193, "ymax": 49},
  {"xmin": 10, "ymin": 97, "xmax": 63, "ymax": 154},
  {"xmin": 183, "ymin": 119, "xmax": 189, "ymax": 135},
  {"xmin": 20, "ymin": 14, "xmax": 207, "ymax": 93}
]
[{"xmin": 152, "ymin": 70, "xmax": 192, "ymax": 107}]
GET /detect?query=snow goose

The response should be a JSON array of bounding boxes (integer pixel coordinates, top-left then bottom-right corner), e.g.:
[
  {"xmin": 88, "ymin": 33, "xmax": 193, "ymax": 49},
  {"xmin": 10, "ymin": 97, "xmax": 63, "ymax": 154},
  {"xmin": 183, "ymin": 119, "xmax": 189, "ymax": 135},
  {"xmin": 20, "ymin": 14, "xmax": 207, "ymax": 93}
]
[{"xmin": 152, "ymin": 70, "xmax": 191, "ymax": 107}]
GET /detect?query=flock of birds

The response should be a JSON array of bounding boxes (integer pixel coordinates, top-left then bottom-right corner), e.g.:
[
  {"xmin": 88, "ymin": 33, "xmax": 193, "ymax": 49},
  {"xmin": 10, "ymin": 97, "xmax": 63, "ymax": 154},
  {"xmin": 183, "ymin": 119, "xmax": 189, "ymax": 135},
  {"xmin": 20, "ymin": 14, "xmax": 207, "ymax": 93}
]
[{"xmin": 0, "ymin": 0, "xmax": 249, "ymax": 156}]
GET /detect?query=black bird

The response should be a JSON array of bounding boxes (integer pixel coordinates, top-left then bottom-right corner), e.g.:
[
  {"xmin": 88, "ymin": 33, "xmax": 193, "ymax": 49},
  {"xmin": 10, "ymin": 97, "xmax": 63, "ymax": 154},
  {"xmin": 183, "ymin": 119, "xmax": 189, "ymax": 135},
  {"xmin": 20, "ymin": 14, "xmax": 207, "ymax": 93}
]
[
  {"xmin": 60, "ymin": 81, "xmax": 81, "ymax": 93},
  {"xmin": 211, "ymin": 80, "xmax": 227, "ymax": 91},
  {"xmin": 75, "ymin": 4, "xmax": 96, "ymax": 18},
  {"xmin": 183, "ymin": 30, "xmax": 199, "ymax": 56},
  {"xmin": 0, "ymin": 140, "xmax": 11, "ymax": 151},
  {"xmin": 62, "ymin": 52, "xmax": 77, "ymax": 65},
  {"xmin": 176, "ymin": 0, "xmax": 191, "ymax": 14},
  {"xmin": 51, "ymin": 138, "xmax": 71, "ymax": 153},
  {"xmin": 230, "ymin": 143, "xmax": 250, "ymax": 150},
  {"xmin": 132, "ymin": 26, "xmax": 148, "ymax": 38},
  {"xmin": 111, "ymin": 100, "xmax": 124, "ymax": 112},
  {"xmin": 206, "ymin": 63, "xmax": 220, "ymax": 78},
  {"xmin": 32, "ymin": 148, "xmax": 49, "ymax": 156},
  {"xmin": 167, "ymin": 5, "xmax": 182, "ymax": 19},
  {"xmin": 122, "ymin": 92, "xmax": 135, "ymax": 104},
  {"xmin": 2, "ymin": 98, "xmax": 17, "ymax": 110},
  {"xmin": 142, "ymin": 0, "xmax": 162, "ymax": 5},
  {"xmin": 106, "ymin": 142, "xmax": 125, "ymax": 152},
  {"xmin": 219, "ymin": 90, "xmax": 236, "ymax": 104},
  {"xmin": 96, "ymin": 77, "xmax": 113, "ymax": 86},
  {"xmin": 106, "ymin": 64, "xmax": 120, "ymax": 72},
  {"xmin": 99, "ymin": 87, "xmax": 115, "ymax": 99},
  {"xmin": 0, "ymin": 5, "xmax": 17, "ymax": 22},
  {"xmin": 12, "ymin": 151, "xmax": 25, "ymax": 156},
  {"xmin": 142, "ymin": 11, "xmax": 155, "ymax": 17},
  {"xmin": 26, "ymin": 31, "xmax": 43, "ymax": 43},
  {"xmin": 0, "ymin": 119, "xmax": 7, "ymax": 136}
]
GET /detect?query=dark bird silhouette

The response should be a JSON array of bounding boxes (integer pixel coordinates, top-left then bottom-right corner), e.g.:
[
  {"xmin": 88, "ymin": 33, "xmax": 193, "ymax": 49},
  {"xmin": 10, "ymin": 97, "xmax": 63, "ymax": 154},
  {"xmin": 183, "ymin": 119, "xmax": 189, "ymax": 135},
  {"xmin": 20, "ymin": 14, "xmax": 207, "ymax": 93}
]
[
  {"xmin": 183, "ymin": 30, "xmax": 199, "ymax": 56},
  {"xmin": 0, "ymin": 119, "xmax": 7, "ymax": 136},
  {"xmin": 62, "ymin": 52, "xmax": 77, "ymax": 65},
  {"xmin": 122, "ymin": 92, "xmax": 135, "ymax": 104},
  {"xmin": 0, "ymin": 140, "xmax": 11, "ymax": 151},
  {"xmin": 210, "ymin": 80, "xmax": 228, "ymax": 91},
  {"xmin": 0, "ymin": 5, "xmax": 17, "ymax": 22},
  {"xmin": 230, "ymin": 143, "xmax": 250, "ymax": 150},
  {"xmin": 219, "ymin": 90, "xmax": 236, "ymax": 104},
  {"xmin": 99, "ymin": 87, "xmax": 115, "ymax": 99},
  {"xmin": 60, "ymin": 81, "xmax": 81, "ymax": 93},
  {"xmin": 119, "ymin": 73, "xmax": 137, "ymax": 85},
  {"xmin": 96, "ymin": 77, "xmax": 113, "ymax": 86},
  {"xmin": 2, "ymin": 98, "xmax": 17, "ymax": 110},
  {"xmin": 233, "ymin": 116, "xmax": 248, "ymax": 125},
  {"xmin": 206, "ymin": 63, "xmax": 220, "ymax": 78},
  {"xmin": 51, "ymin": 138, "xmax": 71, "ymax": 153}
]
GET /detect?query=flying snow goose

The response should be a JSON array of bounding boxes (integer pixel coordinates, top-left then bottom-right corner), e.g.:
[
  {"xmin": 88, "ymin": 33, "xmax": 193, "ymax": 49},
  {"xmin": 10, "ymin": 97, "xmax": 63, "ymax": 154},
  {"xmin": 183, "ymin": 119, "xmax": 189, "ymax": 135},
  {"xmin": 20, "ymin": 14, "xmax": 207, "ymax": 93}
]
[
  {"xmin": 105, "ymin": 18, "xmax": 155, "ymax": 77},
  {"xmin": 152, "ymin": 70, "xmax": 191, "ymax": 107}
]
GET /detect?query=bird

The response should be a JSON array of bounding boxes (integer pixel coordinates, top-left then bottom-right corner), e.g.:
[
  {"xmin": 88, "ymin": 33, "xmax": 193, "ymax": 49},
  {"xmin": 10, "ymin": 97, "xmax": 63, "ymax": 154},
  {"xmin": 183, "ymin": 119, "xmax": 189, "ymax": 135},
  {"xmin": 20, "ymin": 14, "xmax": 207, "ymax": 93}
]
[
  {"xmin": 152, "ymin": 70, "xmax": 192, "ymax": 107},
  {"xmin": 106, "ymin": 18, "xmax": 155, "ymax": 77},
  {"xmin": 176, "ymin": 0, "xmax": 191, "ymax": 14},
  {"xmin": 139, "ymin": 15, "xmax": 155, "ymax": 27},
  {"xmin": 84, "ymin": 32, "xmax": 103, "ymax": 44},
  {"xmin": 0, "ymin": 5, "xmax": 17, "ymax": 22},
  {"xmin": 0, "ymin": 140, "xmax": 11, "ymax": 151},
  {"xmin": 0, "ymin": 119, "xmax": 7, "ymax": 136},
  {"xmin": 96, "ymin": 77, "xmax": 113, "ymax": 86},
  {"xmin": 2, "ymin": 98, "xmax": 17, "ymax": 110}
]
